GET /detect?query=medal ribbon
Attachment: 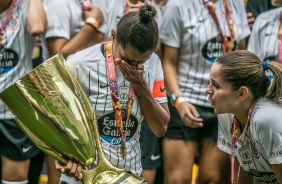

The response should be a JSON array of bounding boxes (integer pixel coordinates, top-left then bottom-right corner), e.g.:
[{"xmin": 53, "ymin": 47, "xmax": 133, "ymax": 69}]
[
  {"xmin": 105, "ymin": 42, "xmax": 135, "ymax": 157},
  {"xmin": 277, "ymin": 12, "xmax": 282, "ymax": 64},
  {"xmin": 0, "ymin": 0, "xmax": 16, "ymax": 51},
  {"xmin": 231, "ymin": 101, "xmax": 256, "ymax": 184},
  {"xmin": 124, "ymin": 0, "xmax": 149, "ymax": 14},
  {"xmin": 203, "ymin": 0, "xmax": 235, "ymax": 53},
  {"xmin": 78, "ymin": 0, "xmax": 92, "ymax": 11}
]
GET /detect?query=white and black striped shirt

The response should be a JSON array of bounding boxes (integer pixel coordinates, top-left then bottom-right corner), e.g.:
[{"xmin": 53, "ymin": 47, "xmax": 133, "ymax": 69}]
[
  {"xmin": 61, "ymin": 43, "xmax": 167, "ymax": 184},
  {"xmin": 247, "ymin": 7, "xmax": 281, "ymax": 62},
  {"xmin": 0, "ymin": 1, "xmax": 35, "ymax": 119},
  {"xmin": 218, "ymin": 98, "xmax": 282, "ymax": 183},
  {"xmin": 160, "ymin": 0, "xmax": 250, "ymax": 107}
]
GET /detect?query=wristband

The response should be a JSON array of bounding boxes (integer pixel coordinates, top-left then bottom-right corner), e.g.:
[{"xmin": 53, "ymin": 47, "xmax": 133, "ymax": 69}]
[
  {"xmin": 174, "ymin": 96, "xmax": 187, "ymax": 109},
  {"xmin": 86, "ymin": 17, "xmax": 99, "ymax": 29}
]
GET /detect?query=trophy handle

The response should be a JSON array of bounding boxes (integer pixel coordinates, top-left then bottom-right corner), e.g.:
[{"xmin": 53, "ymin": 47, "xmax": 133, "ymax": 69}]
[{"xmin": 15, "ymin": 117, "xmax": 68, "ymax": 165}]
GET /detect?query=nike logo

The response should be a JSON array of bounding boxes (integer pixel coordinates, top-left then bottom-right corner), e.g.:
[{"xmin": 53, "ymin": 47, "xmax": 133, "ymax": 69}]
[
  {"xmin": 22, "ymin": 145, "xmax": 32, "ymax": 153},
  {"xmin": 151, "ymin": 154, "xmax": 161, "ymax": 161},
  {"xmin": 265, "ymin": 32, "xmax": 275, "ymax": 36},
  {"xmin": 160, "ymin": 86, "xmax": 165, "ymax": 92},
  {"xmin": 100, "ymin": 83, "xmax": 109, "ymax": 88}
]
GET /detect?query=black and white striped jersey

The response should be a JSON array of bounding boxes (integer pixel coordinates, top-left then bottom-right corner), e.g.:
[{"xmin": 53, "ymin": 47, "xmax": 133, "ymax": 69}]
[
  {"xmin": 0, "ymin": 1, "xmax": 35, "ymax": 119},
  {"xmin": 247, "ymin": 8, "xmax": 281, "ymax": 62},
  {"xmin": 60, "ymin": 43, "xmax": 167, "ymax": 183},
  {"xmin": 160, "ymin": 0, "xmax": 250, "ymax": 107}
]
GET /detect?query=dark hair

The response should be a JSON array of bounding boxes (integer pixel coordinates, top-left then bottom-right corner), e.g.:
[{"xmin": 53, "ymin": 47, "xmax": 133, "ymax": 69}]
[
  {"xmin": 216, "ymin": 50, "xmax": 282, "ymax": 103},
  {"xmin": 116, "ymin": 5, "xmax": 159, "ymax": 53}
]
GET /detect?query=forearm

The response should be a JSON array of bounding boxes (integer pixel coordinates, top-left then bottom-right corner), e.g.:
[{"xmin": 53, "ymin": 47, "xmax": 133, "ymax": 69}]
[
  {"xmin": 132, "ymin": 80, "xmax": 169, "ymax": 137},
  {"xmin": 162, "ymin": 62, "xmax": 179, "ymax": 94},
  {"xmin": 26, "ymin": 0, "xmax": 46, "ymax": 36},
  {"xmin": 48, "ymin": 24, "xmax": 104, "ymax": 58}
]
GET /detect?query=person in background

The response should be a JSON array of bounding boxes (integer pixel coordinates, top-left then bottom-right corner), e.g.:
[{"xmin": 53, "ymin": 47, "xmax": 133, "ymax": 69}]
[
  {"xmin": 245, "ymin": 0, "xmax": 276, "ymax": 45},
  {"xmin": 0, "ymin": 0, "xmax": 46, "ymax": 183},
  {"xmin": 55, "ymin": 5, "xmax": 169, "ymax": 184},
  {"xmin": 206, "ymin": 50, "xmax": 282, "ymax": 183},
  {"xmin": 41, "ymin": 1, "xmax": 104, "ymax": 183},
  {"xmin": 139, "ymin": 1, "xmax": 167, "ymax": 184},
  {"xmin": 247, "ymin": 0, "xmax": 282, "ymax": 70},
  {"xmin": 160, "ymin": 0, "xmax": 250, "ymax": 183},
  {"xmin": 92, "ymin": 0, "xmax": 149, "ymax": 41},
  {"xmin": 245, "ymin": 0, "xmax": 276, "ymax": 29}
]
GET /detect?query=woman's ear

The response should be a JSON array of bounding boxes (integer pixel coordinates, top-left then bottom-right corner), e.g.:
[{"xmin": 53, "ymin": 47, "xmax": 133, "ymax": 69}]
[
  {"xmin": 111, "ymin": 29, "xmax": 116, "ymax": 42},
  {"xmin": 238, "ymin": 86, "xmax": 249, "ymax": 100}
]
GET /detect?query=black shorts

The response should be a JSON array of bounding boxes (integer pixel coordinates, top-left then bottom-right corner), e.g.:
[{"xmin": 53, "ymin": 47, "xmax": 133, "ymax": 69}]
[
  {"xmin": 0, "ymin": 119, "xmax": 40, "ymax": 161},
  {"xmin": 140, "ymin": 120, "xmax": 162, "ymax": 169},
  {"xmin": 164, "ymin": 101, "xmax": 218, "ymax": 142}
]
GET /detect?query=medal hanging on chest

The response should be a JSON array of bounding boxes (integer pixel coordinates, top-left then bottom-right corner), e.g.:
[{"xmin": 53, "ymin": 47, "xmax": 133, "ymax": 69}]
[
  {"xmin": 105, "ymin": 42, "xmax": 135, "ymax": 159},
  {"xmin": 277, "ymin": 13, "xmax": 282, "ymax": 65},
  {"xmin": 0, "ymin": 0, "xmax": 16, "ymax": 51},
  {"xmin": 203, "ymin": 0, "xmax": 235, "ymax": 53},
  {"xmin": 230, "ymin": 101, "xmax": 256, "ymax": 184}
]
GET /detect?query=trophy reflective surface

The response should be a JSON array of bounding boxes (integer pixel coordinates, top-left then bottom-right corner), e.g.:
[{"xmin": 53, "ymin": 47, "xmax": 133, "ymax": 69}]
[{"xmin": 0, "ymin": 54, "xmax": 146, "ymax": 184}]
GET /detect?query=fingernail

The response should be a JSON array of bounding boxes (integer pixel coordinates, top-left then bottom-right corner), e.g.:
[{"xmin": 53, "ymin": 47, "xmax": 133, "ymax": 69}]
[
  {"xmin": 198, "ymin": 124, "xmax": 204, "ymax": 128},
  {"xmin": 195, "ymin": 113, "xmax": 200, "ymax": 117}
]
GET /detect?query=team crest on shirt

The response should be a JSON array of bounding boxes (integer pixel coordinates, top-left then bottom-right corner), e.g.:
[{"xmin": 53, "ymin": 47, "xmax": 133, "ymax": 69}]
[
  {"xmin": 202, "ymin": 36, "xmax": 237, "ymax": 63},
  {"xmin": 0, "ymin": 49, "xmax": 19, "ymax": 74},
  {"xmin": 7, "ymin": 15, "xmax": 20, "ymax": 31},
  {"xmin": 97, "ymin": 112, "xmax": 138, "ymax": 145},
  {"xmin": 270, "ymin": 146, "xmax": 282, "ymax": 158},
  {"xmin": 249, "ymin": 141, "xmax": 260, "ymax": 159},
  {"xmin": 238, "ymin": 146, "xmax": 253, "ymax": 164}
]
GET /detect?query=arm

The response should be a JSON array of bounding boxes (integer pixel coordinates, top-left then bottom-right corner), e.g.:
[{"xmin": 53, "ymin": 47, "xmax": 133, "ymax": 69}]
[
  {"xmin": 132, "ymin": 84, "xmax": 169, "ymax": 137},
  {"xmin": 26, "ymin": 0, "xmax": 46, "ymax": 36},
  {"xmin": 272, "ymin": 164, "xmax": 282, "ymax": 183},
  {"xmin": 115, "ymin": 59, "xmax": 169, "ymax": 137},
  {"xmin": 162, "ymin": 44, "xmax": 203, "ymax": 128},
  {"xmin": 46, "ymin": 7, "xmax": 104, "ymax": 58},
  {"xmin": 237, "ymin": 39, "xmax": 246, "ymax": 50}
]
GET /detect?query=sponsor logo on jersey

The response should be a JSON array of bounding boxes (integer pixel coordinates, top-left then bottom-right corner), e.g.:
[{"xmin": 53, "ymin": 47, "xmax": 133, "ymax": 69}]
[
  {"xmin": 151, "ymin": 154, "xmax": 161, "ymax": 161},
  {"xmin": 0, "ymin": 49, "xmax": 19, "ymax": 74},
  {"xmin": 202, "ymin": 36, "xmax": 237, "ymax": 63},
  {"xmin": 249, "ymin": 169, "xmax": 278, "ymax": 183},
  {"xmin": 218, "ymin": 136, "xmax": 232, "ymax": 149},
  {"xmin": 98, "ymin": 112, "xmax": 138, "ymax": 145},
  {"xmin": 270, "ymin": 146, "xmax": 282, "ymax": 158},
  {"xmin": 152, "ymin": 80, "xmax": 166, "ymax": 98},
  {"xmin": 99, "ymin": 83, "xmax": 109, "ymax": 89}
]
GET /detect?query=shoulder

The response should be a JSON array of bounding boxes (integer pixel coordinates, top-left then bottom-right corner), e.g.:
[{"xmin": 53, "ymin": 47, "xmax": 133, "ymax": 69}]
[
  {"xmin": 164, "ymin": 0, "xmax": 188, "ymax": 12},
  {"xmin": 256, "ymin": 7, "xmax": 281, "ymax": 22},
  {"xmin": 252, "ymin": 98, "xmax": 282, "ymax": 129},
  {"xmin": 144, "ymin": 53, "xmax": 161, "ymax": 68},
  {"xmin": 66, "ymin": 43, "xmax": 105, "ymax": 66}
]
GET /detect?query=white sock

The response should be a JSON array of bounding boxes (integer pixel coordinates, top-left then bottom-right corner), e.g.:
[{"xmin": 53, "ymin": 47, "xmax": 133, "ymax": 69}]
[{"xmin": 1, "ymin": 180, "xmax": 28, "ymax": 184}]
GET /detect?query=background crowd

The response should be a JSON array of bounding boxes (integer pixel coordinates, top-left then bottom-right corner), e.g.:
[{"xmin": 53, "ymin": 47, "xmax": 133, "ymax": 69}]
[{"xmin": 0, "ymin": 0, "xmax": 281, "ymax": 184}]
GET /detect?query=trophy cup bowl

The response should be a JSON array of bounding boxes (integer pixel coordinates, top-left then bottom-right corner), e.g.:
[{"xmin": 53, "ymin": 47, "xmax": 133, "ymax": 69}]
[{"xmin": 0, "ymin": 54, "xmax": 146, "ymax": 184}]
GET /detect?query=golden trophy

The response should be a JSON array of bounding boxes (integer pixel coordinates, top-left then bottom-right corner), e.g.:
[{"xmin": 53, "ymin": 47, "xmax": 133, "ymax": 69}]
[{"xmin": 0, "ymin": 54, "xmax": 147, "ymax": 184}]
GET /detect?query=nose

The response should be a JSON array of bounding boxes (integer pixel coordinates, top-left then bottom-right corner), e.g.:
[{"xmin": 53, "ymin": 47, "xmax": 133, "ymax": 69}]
[{"xmin": 206, "ymin": 83, "xmax": 213, "ymax": 95}]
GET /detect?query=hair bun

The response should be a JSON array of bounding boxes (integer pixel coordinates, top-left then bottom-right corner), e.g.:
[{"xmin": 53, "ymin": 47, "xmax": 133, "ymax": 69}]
[{"xmin": 139, "ymin": 4, "xmax": 156, "ymax": 23}]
